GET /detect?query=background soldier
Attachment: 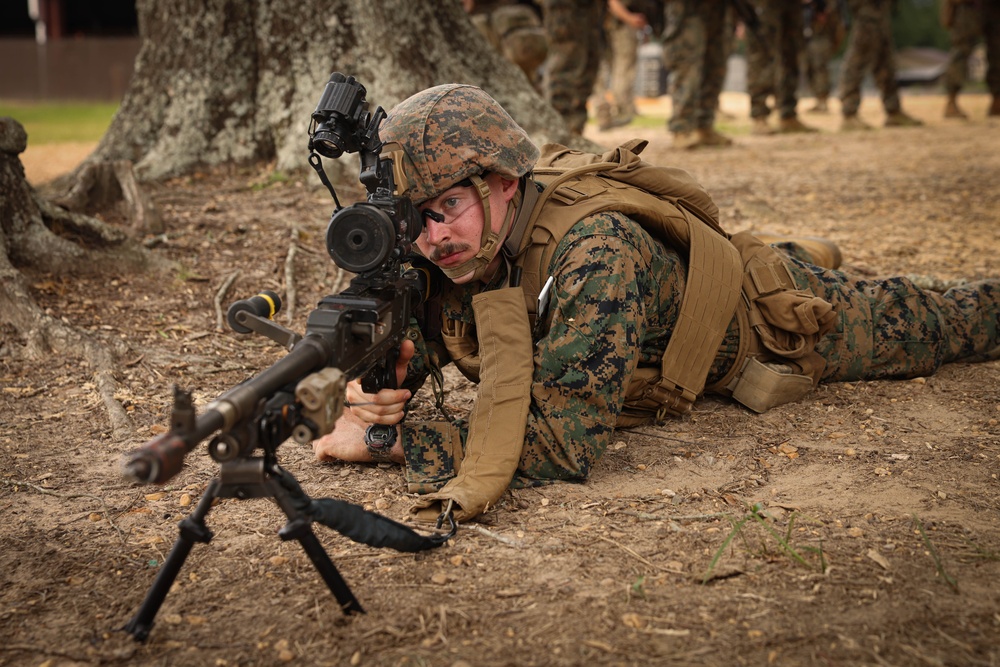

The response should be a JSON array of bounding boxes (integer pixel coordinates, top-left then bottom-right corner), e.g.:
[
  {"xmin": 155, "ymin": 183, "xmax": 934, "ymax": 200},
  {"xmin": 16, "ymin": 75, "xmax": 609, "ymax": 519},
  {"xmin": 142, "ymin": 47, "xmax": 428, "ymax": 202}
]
[
  {"xmin": 837, "ymin": 0, "xmax": 922, "ymax": 130},
  {"xmin": 662, "ymin": 0, "xmax": 733, "ymax": 149},
  {"xmin": 541, "ymin": 0, "xmax": 606, "ymax": 134},
  {"xmin": 941, "ymin": 0, "xmax": 1000, "ymax": 119},
  {"xmin": 745, "ymin": 0, "xmax": 817, "ymax": 134},
  {"xmin": 592, "ymin": 0, "xmax": 652, "ymax": 131},
  {"xmin": 464, "ymin": 1, "xmax": 549, "ymax": 93},
  {"xmin": 801, "ymin": 0, "xmax": 845, "ymax": 113}
]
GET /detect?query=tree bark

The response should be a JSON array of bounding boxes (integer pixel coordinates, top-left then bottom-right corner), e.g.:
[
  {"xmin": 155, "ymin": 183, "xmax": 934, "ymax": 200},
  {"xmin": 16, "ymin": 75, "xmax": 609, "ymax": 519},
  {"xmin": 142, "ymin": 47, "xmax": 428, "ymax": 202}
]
[
  {"xmin": 1, "ymin": 117, "xmax": 139, "ymax": 438},
  {"xmin": 87, "ymin": 0, "xmax": 583, "ymax": 181}
]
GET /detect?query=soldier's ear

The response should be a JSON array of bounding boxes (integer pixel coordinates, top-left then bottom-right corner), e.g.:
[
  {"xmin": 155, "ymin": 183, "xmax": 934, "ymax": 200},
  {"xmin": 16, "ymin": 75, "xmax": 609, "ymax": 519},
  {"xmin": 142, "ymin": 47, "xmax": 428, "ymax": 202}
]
[{"xmin": 497, "ymin": 175, "xmax": 519, "ymax": 203}]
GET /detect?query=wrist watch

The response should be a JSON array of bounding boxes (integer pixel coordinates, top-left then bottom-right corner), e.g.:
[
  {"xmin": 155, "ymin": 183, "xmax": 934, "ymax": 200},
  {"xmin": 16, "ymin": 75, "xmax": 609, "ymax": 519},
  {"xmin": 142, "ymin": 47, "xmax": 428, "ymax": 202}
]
[{"xmin": 364, "ymin": 423, "xmax": 398, "ymax": 462}]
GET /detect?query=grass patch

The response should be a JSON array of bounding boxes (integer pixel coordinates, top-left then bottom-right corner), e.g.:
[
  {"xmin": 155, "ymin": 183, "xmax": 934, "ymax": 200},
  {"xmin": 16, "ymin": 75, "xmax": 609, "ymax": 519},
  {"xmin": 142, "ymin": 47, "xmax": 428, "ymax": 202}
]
[
  {"xmin": 703, "ymin": 503, "xmax": 827, "ymax": 583},
  {"xmin": 0, "ymin": 100, "xmax": 118, "ymax": 144}
]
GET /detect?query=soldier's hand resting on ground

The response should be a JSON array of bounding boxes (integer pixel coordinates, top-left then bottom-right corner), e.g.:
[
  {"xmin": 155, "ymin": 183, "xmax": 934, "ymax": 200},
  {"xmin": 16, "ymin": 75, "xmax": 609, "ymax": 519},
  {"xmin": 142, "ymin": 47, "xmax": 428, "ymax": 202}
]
[{"xmin": 311, "ymin": 339, "xmax": 415, "ymax": 465}]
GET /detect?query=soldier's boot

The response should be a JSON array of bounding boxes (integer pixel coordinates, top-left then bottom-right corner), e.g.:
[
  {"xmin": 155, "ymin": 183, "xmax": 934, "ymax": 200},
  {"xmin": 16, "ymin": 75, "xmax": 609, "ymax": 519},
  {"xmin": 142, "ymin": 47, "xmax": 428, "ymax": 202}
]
[
  {"xmin": 884, "ymin": 110, "xmax": 923, "ymax": 127},
  {"xmin": 752, "ymin": 232, "xmax": 843, "ymax": 270},
  {"xmin": 595, "ymin": 98, "xmax": 613, "ymax": 131},
  {"xmin": 944, "ymin": 93, "xmax": 968, "ymax": 119},
  {"xmin": 840, "ymin": 114, "xmax": 872, "ymax": 131},
  {"xmin": 751, "ymin": 117, "xmax": 774, "ymax": 135},
  {"xmin": 807, "ymin": 97, "xmax": 829, "ymax": 113},
  {"xmin": 672, "ymin": 131, "xmax": 703, "ymax": 150},
  {"xmin": 778, "ymin": 116, "xmax": 819, "ymax": 133},
  {"xmin": 696, "ymin": 127, "xmax": 733, "ymax": 147},
  {"xmin": 989, "ymin": 96, "xmax": 1000, "ymax": 117}
]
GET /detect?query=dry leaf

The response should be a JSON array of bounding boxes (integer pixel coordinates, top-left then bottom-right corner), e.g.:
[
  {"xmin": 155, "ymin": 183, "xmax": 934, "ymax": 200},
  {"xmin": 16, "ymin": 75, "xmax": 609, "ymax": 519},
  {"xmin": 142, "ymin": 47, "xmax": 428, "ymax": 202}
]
[{"xmin": 866, "ymin": 549, "xmax": 891, "ymax": 570}]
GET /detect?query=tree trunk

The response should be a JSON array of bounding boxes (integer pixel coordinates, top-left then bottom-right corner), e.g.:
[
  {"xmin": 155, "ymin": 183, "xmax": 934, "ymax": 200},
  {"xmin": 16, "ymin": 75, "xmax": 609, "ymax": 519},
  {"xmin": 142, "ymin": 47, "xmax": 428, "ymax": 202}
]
[
  {"xmin": 1, "ymin": 117, "xmax": 141, "ymax": 438},
  {"xmin": 89, "ymin": 0, "xmax": 582, "ymax": 181}
]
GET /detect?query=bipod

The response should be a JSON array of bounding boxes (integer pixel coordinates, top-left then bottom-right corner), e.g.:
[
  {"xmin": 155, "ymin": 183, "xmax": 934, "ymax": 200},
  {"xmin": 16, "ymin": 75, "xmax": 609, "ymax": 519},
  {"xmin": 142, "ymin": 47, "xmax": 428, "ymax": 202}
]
[{"xmin": 123, "ymin": 457, "xmax": 362, "ymax": 642}]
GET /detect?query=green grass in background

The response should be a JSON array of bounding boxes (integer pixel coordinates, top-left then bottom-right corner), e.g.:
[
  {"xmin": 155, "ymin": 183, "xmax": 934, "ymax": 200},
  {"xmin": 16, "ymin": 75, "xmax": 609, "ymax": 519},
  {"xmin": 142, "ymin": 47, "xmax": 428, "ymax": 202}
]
[{"xmin": 0, "ymin": 101, "xmax": 118, "ymax": 144}]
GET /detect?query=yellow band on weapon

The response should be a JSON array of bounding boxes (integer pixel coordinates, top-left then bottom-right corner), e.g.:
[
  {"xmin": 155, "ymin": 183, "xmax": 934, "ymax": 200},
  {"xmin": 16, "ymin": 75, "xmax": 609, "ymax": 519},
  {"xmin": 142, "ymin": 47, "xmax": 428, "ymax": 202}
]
[{"xmin": 259, "ymin": 293, "xmax": 277, "ymax": 319}]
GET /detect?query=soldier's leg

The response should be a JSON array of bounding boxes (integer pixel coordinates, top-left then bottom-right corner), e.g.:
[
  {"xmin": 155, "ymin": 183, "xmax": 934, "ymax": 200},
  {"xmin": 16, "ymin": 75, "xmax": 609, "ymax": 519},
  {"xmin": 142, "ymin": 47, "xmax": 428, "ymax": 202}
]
[
  {"xmin": 984, "ymin": 1, "xmax": 1000, "ymax": 114},
  {"xmin": 663, "ymin": 2, "xmax": 706, "ymax": 135},
  {"xmin": 838, "ymin": 3, "xmax": 877, "ymax": 119},
  {"xmin": 542, "ymin": 0, "xmax": 604, "ymax": 134},
  {"xmin": 805, "ymin": 33, "xmax": 833, "ymax": 110},
  {"xmin": 608, "ymin": 19, "xmax": 639, "ymax": 121},
  {"xmin": 944, "ymin": 4, "xmax": 978, "ymax": 98},
  {"xmin": 775, "ymin": 1, "xmax": 804, "ymax": 120},
  {"xmin": 698, "ymin": 2, "xmax": 728, "ymax": 125},
  {"xmin": 746, "ymin": 0, "xmax": 779, "ymax": 123},
  {"xmin": 871, "ymin": 3, "xmax": 903, "ymax": 116},
  {"xmin": 788, "ymin": 260, "xmax": 1000, "ymax": 381}
]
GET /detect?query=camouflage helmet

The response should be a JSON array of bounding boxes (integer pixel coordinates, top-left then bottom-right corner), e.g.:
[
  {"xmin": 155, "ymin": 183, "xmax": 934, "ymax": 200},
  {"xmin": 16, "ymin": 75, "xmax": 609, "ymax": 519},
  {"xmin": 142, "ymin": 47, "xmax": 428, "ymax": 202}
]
[{"xmin": 380, "ymin": 84, "xmax": 539, "ymax": 204}]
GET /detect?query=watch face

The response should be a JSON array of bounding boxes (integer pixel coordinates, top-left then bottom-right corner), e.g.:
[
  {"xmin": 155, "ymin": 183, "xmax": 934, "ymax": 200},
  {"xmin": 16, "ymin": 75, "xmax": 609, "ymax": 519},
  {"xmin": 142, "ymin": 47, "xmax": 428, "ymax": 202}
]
[{"xmin": 365, "ymin": 424, "xmax": 396, "ymax": 448}]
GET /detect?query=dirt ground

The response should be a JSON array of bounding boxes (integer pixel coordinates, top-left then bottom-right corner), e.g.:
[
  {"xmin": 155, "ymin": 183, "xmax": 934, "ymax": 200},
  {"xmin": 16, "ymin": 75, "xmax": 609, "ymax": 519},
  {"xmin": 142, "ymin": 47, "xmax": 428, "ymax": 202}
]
[{"xmin": 3, "ymin": 90, "xmax": 1000, "ymax": 667}]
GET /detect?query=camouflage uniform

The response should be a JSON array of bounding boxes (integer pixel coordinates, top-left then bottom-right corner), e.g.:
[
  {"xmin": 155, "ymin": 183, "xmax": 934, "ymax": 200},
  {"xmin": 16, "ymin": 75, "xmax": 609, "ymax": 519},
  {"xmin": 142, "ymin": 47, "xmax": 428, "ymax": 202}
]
[
  {"xmin": 593, "ymin": 5, "xmax": 642, "ymax": 129},
  {"xmin": 838, "ymin": 0, "xmax": 902, "ymax": 117},
  {"xmin": 802, "ymin": 1, "xmax": 843, "ymax": 104},
  {"xmin": 745, "ymin": 0, "xmax": 808, "ymax": 121},
  {"xmin": 541, "ymin": 0, "xmax": 606, "ymax": 134},
  {"xmin": 943, "ymin": 0, "xmax": 1000, "ymax": 101},
  {"xmin": 467, "ymin": 0, "xmax": 548, "ymax": 91},
  {"xmin": 400, "ymin": 214, "xmax": 1000, "ymax": 491},
  {"xmin": 661, "ymin": 0, "xmax": 729, "ymax": 133}
]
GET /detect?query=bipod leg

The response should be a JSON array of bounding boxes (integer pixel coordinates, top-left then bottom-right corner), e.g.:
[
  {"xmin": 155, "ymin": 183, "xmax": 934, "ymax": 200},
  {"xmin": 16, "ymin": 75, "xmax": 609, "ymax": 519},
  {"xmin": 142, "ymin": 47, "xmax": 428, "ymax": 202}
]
[
  {"xmin": 265, "ymin": 473, "xmax": 364, "ymax": 614},
  {"xmin": 123, "ymin": 479, "xmax": 221, "ymax": 641}
]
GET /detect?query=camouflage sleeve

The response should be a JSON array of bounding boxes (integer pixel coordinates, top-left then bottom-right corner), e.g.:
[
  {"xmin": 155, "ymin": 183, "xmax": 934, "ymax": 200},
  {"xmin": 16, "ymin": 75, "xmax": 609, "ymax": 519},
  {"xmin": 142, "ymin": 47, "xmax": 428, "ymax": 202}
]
[
  {"xmin": 401, "ymin": 211, "xmax": 677, "ymax": 492},
  {"xmin": 515, "ymin": 212, "xmax": 652, "ymax": 484}
]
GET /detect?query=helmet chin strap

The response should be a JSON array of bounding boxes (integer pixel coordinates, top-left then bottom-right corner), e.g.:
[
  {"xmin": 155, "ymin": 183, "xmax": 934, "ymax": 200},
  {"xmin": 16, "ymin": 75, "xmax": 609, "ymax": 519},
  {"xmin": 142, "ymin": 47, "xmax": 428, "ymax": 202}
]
[{"xmin": 438, "ymin": 174, "xmax": 520, "ymax": 283}]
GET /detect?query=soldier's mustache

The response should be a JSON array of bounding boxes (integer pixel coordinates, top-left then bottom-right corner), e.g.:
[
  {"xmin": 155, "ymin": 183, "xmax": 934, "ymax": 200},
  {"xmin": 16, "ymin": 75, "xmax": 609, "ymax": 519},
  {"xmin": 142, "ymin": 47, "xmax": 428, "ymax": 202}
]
[{"xmin": 430, "ymin": 243, "xmax": 471, "ymax": 261}]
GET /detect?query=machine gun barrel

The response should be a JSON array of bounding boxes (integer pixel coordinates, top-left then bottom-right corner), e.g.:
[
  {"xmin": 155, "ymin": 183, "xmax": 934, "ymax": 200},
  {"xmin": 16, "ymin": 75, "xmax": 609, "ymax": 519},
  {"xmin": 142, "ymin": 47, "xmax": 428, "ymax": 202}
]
[
  {"xmin": 122, "ymin": 336, "xmax": 332, "ymax": 485},
  {"xmin": 121, "ymin": 264, "xmax": 432, "ymax": 487}
]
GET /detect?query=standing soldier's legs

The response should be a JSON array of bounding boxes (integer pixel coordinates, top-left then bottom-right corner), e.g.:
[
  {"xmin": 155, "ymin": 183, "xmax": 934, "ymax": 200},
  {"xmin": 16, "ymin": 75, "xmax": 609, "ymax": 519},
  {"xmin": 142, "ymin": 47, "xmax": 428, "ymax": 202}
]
[
  {"xmin": 663, "ymin": 1, "xmax": 706, "ymax": 136},
  {"xmin": 746, "ymin": 0, "xmax": 779, "ymax": 124},
  {"xmin": 805, "ymin": 33, "xmax": 833, "ymax": 109},
  {"xmin": 871, "ymin": 3, "xmax": 903, "ymax": 116},
  {"xmin": 775, "ymin": 1, "xmax": 804, "ymax": 120},
  {"xmin": 608, "ymin": 18, "xmax": 639, "ymax": 122},
  {"xmin": 543, "ymin": 0, "xmax": 604, "ymax": 134},
  {"xmin": 984, "ymin": 1, "xmax": 1000, "ymax": 115},
  {"xmin": 696, "ymin": 2, "xmax": 731, "ymax": 143},
  {"xmin": 943, "ymin": 3, "xmax": 979, "ymax": 118},
  {"xmin": 838, "ymin": 7, "xmax": 878, "ymax": 119}
]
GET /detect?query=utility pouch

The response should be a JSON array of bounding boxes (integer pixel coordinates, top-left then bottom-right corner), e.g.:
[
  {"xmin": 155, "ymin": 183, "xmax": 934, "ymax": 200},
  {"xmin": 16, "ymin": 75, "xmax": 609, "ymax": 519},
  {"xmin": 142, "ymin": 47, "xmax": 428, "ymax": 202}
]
[
  {"xmin": 727, "ymin": 357, "xmax": 815, "ymax": 414},
  {"xmin": 411, "ymin": 287, "xmax": 534, "ymax": 523}
]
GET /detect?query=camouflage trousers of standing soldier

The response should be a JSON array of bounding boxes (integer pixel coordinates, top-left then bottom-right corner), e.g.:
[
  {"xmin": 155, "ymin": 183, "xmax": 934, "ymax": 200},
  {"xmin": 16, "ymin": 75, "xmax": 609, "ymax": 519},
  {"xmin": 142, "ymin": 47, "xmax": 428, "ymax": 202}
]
[
  {"xmin": 944, "ymin": 2, "xmax": 1000, "ymax": 98},
  {"xmin": 803, "ymin": 31, "xmax": 835, "ymax": 101},
  {"xmin": 662, "ymin": 0, "xmax": 729, "ymax": 133},
  {"xmin": 403, "ymin": 244, "xmax": 1000, "ymax": 491},
  {"xmin": 839, "ymin": 0, "xmax": 901, "ymax": 116},
  {"xmin": 543, "ymin": 0, "xmax": 605, "ymax": 134},
  {"xmin": 745, "ymin": 0, "xmax": 805, "ymax": 120}
]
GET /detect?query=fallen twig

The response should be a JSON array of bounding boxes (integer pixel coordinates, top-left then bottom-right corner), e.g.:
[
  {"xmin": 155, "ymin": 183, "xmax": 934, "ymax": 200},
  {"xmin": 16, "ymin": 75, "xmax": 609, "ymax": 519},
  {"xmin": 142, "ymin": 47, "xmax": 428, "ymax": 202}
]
[
  {"xmin": 285, "ymin": 228, "xmax": 299, "ymax": 324},
  {"xmin": 462, "ymin": 523, "xmax": 526, "ymax": 547},
  {"xmin": 214, "ymin": 270, "xmax": 241, "ymax": 331}
]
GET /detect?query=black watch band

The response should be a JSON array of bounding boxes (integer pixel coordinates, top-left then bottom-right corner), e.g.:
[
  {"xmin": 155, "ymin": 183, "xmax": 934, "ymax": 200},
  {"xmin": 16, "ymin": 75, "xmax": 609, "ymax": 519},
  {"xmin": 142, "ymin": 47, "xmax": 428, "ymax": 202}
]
[{"xmin": 364, "ymin": 423, "xmax": 398, "ymax": 463}]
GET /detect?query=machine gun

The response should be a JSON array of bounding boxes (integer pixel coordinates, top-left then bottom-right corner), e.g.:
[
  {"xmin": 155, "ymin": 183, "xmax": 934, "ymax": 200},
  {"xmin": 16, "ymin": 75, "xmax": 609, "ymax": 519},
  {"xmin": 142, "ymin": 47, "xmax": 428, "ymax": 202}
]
[{"xmin": 120, "ymin": 73, "xmax": 453, "ymax": 642}]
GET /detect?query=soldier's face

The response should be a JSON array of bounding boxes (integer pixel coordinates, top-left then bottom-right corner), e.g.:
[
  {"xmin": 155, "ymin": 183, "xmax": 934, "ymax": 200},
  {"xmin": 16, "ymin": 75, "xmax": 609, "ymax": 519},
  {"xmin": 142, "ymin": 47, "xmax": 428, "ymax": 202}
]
[{"xmin": 416, "ymin": 173, "xmax": 518, "ymax": 284}]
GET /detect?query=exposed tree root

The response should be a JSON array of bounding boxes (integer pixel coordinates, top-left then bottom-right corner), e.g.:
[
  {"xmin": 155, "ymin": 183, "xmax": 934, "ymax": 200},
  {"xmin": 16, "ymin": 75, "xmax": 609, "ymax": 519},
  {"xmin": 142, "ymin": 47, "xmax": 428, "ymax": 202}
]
[{"xmin": 1, "ymin": 117, "xmax": 144, "ymax": 442}]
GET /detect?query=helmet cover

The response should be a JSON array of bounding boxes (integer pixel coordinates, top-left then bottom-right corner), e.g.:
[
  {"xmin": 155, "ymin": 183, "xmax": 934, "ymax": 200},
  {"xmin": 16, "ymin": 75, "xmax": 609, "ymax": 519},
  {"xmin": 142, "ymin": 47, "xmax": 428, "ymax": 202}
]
[{"xmin": 380, "ymin": 84, "xmax": 539, "ymax": 203}]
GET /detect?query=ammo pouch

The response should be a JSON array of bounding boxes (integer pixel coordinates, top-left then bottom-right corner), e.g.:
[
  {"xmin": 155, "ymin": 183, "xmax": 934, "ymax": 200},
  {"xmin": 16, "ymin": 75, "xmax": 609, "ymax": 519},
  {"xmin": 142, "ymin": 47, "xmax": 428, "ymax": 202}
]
[
  {"xmin": 411, "ymin": 287, "xmax": 533, "ymax": 523},
  {"xmin": 705, "ymin": 231, "xmax": 837, "ymax": 413}
]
